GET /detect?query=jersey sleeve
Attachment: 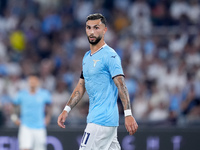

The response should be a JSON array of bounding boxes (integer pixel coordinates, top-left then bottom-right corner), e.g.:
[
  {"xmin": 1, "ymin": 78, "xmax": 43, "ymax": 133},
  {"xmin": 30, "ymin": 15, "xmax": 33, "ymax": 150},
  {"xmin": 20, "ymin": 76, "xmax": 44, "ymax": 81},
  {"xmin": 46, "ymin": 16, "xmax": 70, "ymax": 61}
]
[
  {"xmin": 106, "ymin": 52, "xmax": 124, "ymax": 79},
  {"xmin": 45, "ymin": 91, "xmax": 52, "ymax": 104},
  {"xmin": 13, "ymin": 91, "xmax": 22, "ymax": 105},
  {"xmin": 80, "ymin": 71, "xmax": 84, "ymax": 79}
]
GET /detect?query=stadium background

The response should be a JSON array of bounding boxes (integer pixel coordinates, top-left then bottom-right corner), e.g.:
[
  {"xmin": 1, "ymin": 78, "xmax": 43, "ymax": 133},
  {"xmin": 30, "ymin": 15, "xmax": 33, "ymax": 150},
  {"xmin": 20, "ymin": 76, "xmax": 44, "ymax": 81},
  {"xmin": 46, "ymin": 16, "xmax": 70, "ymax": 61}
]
[{"xmin": 0, "ymin": 0, "xmax": 200, "ymax": 149}]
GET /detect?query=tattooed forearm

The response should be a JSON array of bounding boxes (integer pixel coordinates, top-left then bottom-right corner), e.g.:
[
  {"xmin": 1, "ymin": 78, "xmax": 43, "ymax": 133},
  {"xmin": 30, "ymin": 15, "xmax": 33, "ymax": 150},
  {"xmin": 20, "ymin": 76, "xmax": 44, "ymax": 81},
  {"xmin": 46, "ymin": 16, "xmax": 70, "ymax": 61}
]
[
  {"xmin": 114, "ymin": 76, "xmax": 131, "ymax": 110},
  {"xmin": 68, "ymin": 91, "xmax": 81, "ymax": 108},
  {"xmin": 66, "ymin": 79, "xmax": 85, "ymax": 109}
]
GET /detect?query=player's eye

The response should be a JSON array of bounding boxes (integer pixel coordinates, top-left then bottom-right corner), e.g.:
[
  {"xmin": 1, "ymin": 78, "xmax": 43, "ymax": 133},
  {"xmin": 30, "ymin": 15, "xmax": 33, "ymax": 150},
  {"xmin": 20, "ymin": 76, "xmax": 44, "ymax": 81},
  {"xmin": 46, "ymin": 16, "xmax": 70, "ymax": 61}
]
[
  {"xmin": 95, "ymin": 27, "xmax": 99, "ymax": 29},
  {"xmin": 86, "ymin": 26, "xmax": 91, "ymax": 29}
]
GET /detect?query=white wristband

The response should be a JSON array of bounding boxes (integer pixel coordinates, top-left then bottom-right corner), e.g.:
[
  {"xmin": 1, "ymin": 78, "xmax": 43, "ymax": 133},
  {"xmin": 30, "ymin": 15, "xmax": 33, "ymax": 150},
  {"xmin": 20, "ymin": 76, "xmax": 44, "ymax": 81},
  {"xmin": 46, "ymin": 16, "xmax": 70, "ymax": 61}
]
[
  {"xmin": 124, "ymin": 109, "xmax": 132, "ymax": 117},
  {"xmin": 11, "ymin": 114, "xmax": 18, "ymax": 122},
  {"xmin": 64, "ymin": 105, "xmax": 71, "ymax": 113}
]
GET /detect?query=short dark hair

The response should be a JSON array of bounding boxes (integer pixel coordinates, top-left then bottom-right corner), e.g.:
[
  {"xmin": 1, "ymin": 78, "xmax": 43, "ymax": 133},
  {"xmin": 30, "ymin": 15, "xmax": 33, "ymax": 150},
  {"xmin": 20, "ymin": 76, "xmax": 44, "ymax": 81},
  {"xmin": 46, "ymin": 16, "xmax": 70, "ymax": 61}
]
[
  {"xmin": 86, "ymin": 13, "xmax": 107, "ymax": 26},
  {"xmin": 28, "ymin": 72, "xmax": 40, "ymax": 78}
]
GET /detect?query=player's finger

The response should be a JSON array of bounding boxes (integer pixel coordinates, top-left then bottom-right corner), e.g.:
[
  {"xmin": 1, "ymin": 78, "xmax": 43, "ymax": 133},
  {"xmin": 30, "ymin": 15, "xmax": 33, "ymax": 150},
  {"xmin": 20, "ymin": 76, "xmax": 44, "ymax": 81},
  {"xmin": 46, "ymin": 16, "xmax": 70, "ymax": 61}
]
[
  {"xmin": 58, "ymin": 121, "xmax": 65, "ymax": 128},
  {"xmin": 130, "ymin": 125, "xmax": 135, "ymax": 135},
  {"xmin": 125, "ymin": 124, "xmax": 129, "ymax": 132},
  {"xmin": 134, "ymin": 123, "xmax": 138, "ymax": 131},
  {"xmin": 128, "ymin": 125, "xmax": 135, "ymax": 135},
  {"xmin": 57, "ymin": 116, "xmax": 65, "ymax": 128},
  {"xmin": 132, "ymin": 123, "xmax": 138, "ymax": 134},
  {"xmin": 126, "ymin": 124, "xmax": 133, "ymax": 135}
]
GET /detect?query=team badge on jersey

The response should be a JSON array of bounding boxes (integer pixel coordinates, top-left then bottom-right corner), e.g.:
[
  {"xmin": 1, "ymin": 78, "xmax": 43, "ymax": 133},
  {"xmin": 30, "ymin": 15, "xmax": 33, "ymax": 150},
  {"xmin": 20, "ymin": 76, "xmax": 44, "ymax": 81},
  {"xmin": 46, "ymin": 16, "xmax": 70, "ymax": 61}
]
[{"xmin": 93, "ymin": 60, "xmax": 100, "ymax": 67}]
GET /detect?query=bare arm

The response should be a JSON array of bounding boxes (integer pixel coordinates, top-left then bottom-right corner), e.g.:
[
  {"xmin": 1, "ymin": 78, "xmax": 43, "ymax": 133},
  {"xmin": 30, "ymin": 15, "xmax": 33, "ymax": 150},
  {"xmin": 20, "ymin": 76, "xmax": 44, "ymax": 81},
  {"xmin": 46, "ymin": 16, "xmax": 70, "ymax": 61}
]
[
  {"xmin": 10, "ymin": 105, "xmax": 21, "ymax": 126},
  {"xmin": 66, "ymin": 78, "xmax": 86, "ymax": 109},
  {"xmin": 113, "ymin": 75, "xmax": 131, "ymax": 110},
  {"xmin": 113, "ymin": 75, "xmax": 138, "ymax": 135},
  {"xmin": 57, "ymin": 78, "xmax": 85, "ymax": 128},
  {"xmin": 45, "ymin": 104, "xmax": 52, "ymax": 126}
]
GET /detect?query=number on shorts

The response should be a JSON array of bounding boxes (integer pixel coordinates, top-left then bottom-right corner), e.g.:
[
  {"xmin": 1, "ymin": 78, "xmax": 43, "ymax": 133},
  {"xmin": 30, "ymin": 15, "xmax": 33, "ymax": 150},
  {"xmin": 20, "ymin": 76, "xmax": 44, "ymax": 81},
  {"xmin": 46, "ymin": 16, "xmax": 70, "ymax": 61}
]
[{"xmin": 81, "ymin": 132, "xmax": 90, "ymax": 145}]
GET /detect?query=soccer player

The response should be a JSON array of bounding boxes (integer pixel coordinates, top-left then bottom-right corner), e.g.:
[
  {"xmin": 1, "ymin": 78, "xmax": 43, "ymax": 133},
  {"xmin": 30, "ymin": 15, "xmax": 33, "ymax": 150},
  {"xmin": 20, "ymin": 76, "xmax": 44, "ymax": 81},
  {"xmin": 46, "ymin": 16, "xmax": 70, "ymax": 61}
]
[
  {"xmin": 11, "ymin": 73, "xmax": 52, "ymax": 150},
  {"xmin": 57, "ymin": 13, "xmax": 138, "ymax": 150}
]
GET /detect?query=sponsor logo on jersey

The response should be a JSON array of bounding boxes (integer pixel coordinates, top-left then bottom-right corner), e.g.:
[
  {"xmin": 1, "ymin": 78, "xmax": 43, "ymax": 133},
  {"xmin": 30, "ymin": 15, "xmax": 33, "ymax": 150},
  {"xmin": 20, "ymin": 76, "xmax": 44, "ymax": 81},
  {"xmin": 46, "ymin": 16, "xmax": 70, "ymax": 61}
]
[{"xmin": 111, "ymin": 55, "xmax": 116, "ymax": 58}]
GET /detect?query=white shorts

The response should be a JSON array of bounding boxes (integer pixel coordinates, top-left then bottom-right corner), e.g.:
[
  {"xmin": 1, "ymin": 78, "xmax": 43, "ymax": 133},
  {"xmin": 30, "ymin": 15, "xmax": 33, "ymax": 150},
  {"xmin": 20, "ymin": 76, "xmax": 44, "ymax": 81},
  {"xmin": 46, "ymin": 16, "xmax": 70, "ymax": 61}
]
[
  {"xmin": 18, "ymin": 125, "xmax": 47, "ymax": 150},
  {"xmin": 79, "ymin": 123, "xmax": 121, "ymax": 150}
]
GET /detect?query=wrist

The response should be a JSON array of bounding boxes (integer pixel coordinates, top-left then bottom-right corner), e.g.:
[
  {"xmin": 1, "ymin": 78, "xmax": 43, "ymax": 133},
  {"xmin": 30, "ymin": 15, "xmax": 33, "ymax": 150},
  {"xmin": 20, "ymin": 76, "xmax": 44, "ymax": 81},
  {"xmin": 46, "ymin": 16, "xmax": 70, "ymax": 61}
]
[
  {"xmin": 124, "ymin": 109, "xmax": 132, "ymax": 117},
  {"xmin": 63, "ymin": 105, "xmax": 71, "ymax": 113},
  {"xmin": 11, "ymin": 114, "xmax": 19, "ymax": 122}
]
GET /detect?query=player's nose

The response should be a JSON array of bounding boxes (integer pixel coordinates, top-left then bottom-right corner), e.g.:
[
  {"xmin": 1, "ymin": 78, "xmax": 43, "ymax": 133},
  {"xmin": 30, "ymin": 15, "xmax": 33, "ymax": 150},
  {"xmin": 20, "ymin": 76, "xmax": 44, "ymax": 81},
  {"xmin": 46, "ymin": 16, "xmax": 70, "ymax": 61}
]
[{"xmin": 89, "ymin": 29, "xmax": 94, "ymax": 34}]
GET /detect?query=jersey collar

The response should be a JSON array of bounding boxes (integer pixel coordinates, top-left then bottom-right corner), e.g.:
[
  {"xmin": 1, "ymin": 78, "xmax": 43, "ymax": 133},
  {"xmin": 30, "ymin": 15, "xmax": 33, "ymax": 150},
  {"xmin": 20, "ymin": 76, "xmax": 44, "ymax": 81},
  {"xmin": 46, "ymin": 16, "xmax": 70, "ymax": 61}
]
[{"xmin": 90, "ymin": 43, "xmax": 107, "ymax": 56}]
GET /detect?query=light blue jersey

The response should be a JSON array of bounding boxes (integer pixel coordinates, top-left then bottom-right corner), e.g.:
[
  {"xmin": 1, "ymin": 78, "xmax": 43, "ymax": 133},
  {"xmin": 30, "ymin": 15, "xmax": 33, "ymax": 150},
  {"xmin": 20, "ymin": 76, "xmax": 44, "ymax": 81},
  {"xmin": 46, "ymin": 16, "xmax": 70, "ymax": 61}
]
[
  {"xmin": 13, "ymin": 88, "xmax": 51, "ymax": 129},
  {"xmin": 82, "ymin": 44, "xmax": 124, "ymax": 126}
]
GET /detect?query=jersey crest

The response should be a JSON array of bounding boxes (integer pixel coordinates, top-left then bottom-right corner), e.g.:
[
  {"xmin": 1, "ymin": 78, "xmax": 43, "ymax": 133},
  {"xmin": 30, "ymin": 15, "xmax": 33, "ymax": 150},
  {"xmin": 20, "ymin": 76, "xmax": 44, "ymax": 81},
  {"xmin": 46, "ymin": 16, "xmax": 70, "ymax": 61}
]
[{"xmin": 93, "ymin": 60, "xmax": 100, "ymax": 67}]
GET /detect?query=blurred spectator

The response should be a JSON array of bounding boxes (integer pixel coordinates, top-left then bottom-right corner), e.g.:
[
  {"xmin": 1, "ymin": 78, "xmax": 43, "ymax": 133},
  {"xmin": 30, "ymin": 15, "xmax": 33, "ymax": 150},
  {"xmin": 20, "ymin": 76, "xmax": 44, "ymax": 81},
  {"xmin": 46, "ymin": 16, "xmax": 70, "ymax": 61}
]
[
  {"xmin": 168, "ymin": 33, "xmax": 188, "ymax": 53},
  {"xmin": 73, "ymin": 0, "xmax": 93, "ymax": 25},
  {"xmin": 151, "ymin": 1, "xmax": 168, "ymax": 26},
  {"xmin": 0, "ymin": 0, "xmax": 7, "ymax": 16},
  {"xmin": 188, "ymin": 0, "xmax": 200, "ymax": 24},
  {"xmin": 0, "ymin": 88, "xmax": 13, "ymax": 126},
  {"xmin": 128, "ymin": 0, "xmax": 152, "ymax": 35},
  {"xmin": 113, "ymin": 9, "xmax": 130, "ymax": 32},
  {"xmin": 40, "ymin": 59, "xmax": 56, "ymax": 92},
  {"xmin": 0, "ymin": 40, "xmax": 8, "ymax": 61},
  {"xmin": 51, "ymin": 80, "xmax": 70, "ymax": 124},
  {"xmin": 36, "ymin": 36, "xmax": 52, "ymax": 59},
  {"xmin": 0, "ymin": 10, "xmax": 18, "ymax": 32},
  {"xmin": 147, "ymin": 84, "xmax": 169, "ymax": 122},
  {"xmin": 181, "ymin": 84, "xmax": 200, "ymax": 122},
  {"xmin": 34, "ymin": 0, "xmax": 61, "ymax": 9},
  {"xmin": 170, "ymin": 0, "xmax": 189, "ymax": 21},
  {"xmin": 185, "ymin": 45, "xmax": 200, "ymax": 67},
  {"xmin": 6, "ymin": 63, "xmax": 27, "ymax": 99},
  {"xmin": 132, "ymin": 82, "xmax": 149, "ymax": 121},
  {"xmin": 169, "ymin": 87, "xmax": 183, "ymax": 124},
  {"xmin": 42, "ymin": 9, "xmax": 62, "ymax": 34}
]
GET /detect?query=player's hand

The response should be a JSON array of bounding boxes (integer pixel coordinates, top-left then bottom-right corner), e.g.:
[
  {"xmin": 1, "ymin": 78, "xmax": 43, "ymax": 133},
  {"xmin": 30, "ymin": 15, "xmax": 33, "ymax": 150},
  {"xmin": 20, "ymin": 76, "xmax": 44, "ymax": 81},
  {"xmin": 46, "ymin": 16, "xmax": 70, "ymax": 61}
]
[
  {"xmin": 10, "ymin": 114, "xmax": 21, "ymax": 126},
  {"xmin": 125, "ymin": 116, "xmax": 138, "ymax": 135},
  {"xmin": 57, "ymin": 111, "xmax": 68, "ymax": 128},
  {"xmin": 14, "ymin": 119, "xmax": 21, "ymax": 126}
]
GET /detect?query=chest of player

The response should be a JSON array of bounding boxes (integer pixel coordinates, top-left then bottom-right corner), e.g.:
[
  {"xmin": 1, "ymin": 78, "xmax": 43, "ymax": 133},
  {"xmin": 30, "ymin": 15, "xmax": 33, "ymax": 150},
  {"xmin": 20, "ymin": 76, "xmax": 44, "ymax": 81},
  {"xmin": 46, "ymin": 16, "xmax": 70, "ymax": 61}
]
[
  {"xmin": 83, "ymin": 56, "xmax": 107, "ymax": 78},
  {"xmin": 22, "ymin": 94, "xmax": 45, "ymax": 107}
]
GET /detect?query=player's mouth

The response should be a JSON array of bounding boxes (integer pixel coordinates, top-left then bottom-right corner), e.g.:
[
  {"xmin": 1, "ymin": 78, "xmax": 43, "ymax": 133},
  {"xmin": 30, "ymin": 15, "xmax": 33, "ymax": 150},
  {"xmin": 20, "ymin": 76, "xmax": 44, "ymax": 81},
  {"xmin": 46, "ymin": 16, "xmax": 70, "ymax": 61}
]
[{"xmin": 89, "ymin": 36, "xmax": 96, "ymax": 41}]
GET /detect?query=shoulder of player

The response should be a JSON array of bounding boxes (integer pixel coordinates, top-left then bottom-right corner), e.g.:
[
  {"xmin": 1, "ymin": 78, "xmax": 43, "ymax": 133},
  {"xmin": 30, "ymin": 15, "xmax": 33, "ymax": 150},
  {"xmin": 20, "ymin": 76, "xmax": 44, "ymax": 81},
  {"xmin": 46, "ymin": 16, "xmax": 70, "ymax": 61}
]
[
  {"xmin": 18, "ymin": 89, "xmax": 27, "ymax": 95},
  {"xmin": 38, "ymin": 88, "xmax": 51, "ymax": 95},
  {"xmin": 82, "ymin": 51, "xmax": 90, "ymax": 61},
  {"xmin": 84, "ymin": 50, "xmax": 90, "ymax": 57},
  {"xmin": 103, "ymin": 46, "xmax": 119, "ymax": 59}
]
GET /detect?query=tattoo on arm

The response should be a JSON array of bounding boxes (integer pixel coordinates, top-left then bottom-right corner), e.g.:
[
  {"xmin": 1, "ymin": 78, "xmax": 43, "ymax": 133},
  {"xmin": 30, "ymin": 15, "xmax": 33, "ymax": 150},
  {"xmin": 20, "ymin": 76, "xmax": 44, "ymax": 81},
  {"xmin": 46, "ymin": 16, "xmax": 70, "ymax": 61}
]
[
  {"xmin": 67, "ymin": 79, "xmax": 85, "ymax": 109},
  {"xmin": 114, "ymin": 76, "xmax": 131, "ymax": 110}
]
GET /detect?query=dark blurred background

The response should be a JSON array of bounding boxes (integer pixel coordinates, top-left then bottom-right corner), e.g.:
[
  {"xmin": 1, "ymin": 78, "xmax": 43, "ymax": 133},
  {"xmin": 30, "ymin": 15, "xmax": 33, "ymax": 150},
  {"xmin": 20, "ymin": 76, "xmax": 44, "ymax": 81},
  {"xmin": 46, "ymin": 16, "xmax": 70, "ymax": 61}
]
[{"xmin": 0, "ymin": 0, "xmax": 200, "ymax": 149}]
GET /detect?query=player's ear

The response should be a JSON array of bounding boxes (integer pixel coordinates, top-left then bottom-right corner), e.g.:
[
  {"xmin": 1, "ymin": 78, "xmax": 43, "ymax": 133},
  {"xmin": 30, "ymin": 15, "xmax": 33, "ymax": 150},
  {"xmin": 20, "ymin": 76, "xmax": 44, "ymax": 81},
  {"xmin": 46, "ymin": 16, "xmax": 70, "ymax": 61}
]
[{"xmin": 103, "ymin": 27, "xmax": 107, "ymax": 35}]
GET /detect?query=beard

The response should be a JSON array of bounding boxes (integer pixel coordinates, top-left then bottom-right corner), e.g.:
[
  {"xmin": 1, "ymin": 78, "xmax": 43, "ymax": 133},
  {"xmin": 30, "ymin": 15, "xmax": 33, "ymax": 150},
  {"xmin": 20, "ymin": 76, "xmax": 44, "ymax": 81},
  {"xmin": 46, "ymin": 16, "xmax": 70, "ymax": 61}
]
[{"xmin": 87, "ymin": 35, "xmax": 102, "ymax": 45}]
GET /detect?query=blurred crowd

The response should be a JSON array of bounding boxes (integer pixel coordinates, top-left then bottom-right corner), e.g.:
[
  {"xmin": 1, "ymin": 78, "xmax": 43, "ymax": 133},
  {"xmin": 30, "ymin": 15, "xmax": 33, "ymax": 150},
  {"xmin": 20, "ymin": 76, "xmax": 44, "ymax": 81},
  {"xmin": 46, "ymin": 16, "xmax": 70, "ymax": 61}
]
[{"xmin": 0, "ymin": 0, "xmax": 200, "ymax": 127}]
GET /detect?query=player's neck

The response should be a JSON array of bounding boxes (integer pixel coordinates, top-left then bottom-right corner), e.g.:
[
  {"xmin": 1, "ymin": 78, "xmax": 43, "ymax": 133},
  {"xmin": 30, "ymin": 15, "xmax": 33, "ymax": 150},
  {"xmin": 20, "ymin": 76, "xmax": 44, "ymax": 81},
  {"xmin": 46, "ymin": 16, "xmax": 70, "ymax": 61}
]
[
  {"xmin": 90, "ymin": 40, "xmax": 106, "ymax": 55},
  {"xmin": 29, "ymin": 87, "xmax": 37, "ymax": 94}
]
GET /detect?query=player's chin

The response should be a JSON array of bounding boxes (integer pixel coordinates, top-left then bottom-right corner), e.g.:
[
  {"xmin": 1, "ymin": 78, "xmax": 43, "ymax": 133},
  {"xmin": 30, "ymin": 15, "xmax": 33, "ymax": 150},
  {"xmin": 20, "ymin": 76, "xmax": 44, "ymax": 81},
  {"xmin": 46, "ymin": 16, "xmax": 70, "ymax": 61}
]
[{"xmin": 89, "ymin": 40, "xmax": 98, "ymax": 45}]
